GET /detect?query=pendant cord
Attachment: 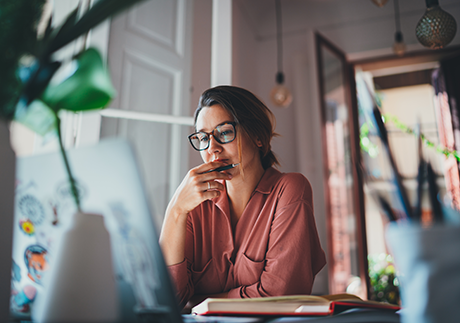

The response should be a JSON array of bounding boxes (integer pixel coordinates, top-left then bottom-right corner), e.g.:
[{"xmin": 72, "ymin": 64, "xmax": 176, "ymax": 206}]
[
  {"xmin": 275, "ymin": 0, "xmax": 283, "ymax": 74},
  {"xmin": 393, "ymin": 0, "xmax": 401, "ymax": 34}
]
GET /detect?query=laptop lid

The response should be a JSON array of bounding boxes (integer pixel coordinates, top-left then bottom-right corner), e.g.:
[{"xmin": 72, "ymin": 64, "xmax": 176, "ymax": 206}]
[{"xmin": 10, "ymin": 138, "xmax": 182, "ymax": 322}]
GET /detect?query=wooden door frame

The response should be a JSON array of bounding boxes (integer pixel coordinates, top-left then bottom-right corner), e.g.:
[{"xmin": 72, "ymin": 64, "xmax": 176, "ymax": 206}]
[
  {"xmin": 351, "ymin": 44, "xmax": 460, "ymax": 71},
  {"xmin": 315, "ymin": 32, "xmax": 369, "ymax": 298},
  {"xmin": 348, "ymin": 43, "xmax": 460, "ymax": 298}
]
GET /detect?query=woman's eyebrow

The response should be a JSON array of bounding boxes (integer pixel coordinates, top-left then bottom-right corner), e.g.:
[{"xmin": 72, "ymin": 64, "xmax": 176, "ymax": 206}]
[{"xmin": 197, "ymin": 121, "xmax": 234, "ymax": 133}]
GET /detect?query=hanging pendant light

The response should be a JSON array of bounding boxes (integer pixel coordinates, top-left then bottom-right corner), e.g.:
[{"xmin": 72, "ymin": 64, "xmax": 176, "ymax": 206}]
[
  {"xmin": 270, "ymin": 0, "xmax": 292, "ymax": 108},
  {"xmin": 415, "ymin": 0, "xmax": 457, "ymax": 49},
  {"xmin": 393, "ymin": 0, "xmax": 406, "ymax": 56},
  {"xmin": 393, "ymin": 31, "xmax": 406, "ymax": 56},
  {"xmin": 371, "ymin": 0, "xmax": 389, "ymax": 8}
]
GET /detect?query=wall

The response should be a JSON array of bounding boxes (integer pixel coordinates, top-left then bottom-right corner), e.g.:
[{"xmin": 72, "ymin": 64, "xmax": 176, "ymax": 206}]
[
  {"xmin": 187, "ymin": 1, "xmax": 330, "ymax": 293},
  {"xmin": 189, "ymin": 0, "xmax": 213, "ymax": 168},
  {"xmin": 203, "ymin": 0, "xmax": 460, "ymax": 295},
  {"xmin": 232, "ymin": 3, "xmax": 329, "ymax": 294}
]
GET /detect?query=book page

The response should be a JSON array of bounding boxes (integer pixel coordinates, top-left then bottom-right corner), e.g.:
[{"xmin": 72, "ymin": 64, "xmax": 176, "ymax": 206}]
[{"xmin": 320, "ymin": 294, "xmax": 362, "ymax": 301}]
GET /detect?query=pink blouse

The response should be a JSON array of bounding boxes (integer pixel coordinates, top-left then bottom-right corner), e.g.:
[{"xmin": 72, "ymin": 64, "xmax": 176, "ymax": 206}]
[{"xmin": 168, "ymin": 167, "xmax": 326, "ymax": 308}]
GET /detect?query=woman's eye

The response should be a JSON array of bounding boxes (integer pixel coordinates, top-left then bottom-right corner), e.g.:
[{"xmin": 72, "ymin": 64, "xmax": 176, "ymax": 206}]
[{"xmin": 198, "ymin": 135, "xmax": 209, "ymax": 142}]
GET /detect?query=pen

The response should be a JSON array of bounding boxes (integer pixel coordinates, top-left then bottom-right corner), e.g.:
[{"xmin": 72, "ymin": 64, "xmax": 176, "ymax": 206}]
[
  {"xmin": 373, "ymin": 106, "xmax": 413, "ymax": 220},
  {"xmin": 378, "ymin": 195, "xmax": 398, "ymax": 222},
  {"xmin": 203, "ymin": 163, "xmax": 240, "ymax": 173},
  {"xmin": 413, "ymin": 120, "xmax": 424, "ymax": 222},
  {"xmin": 414, "ymin": 160, "xmax": 425, "ymax": 222},
  {"xmin": 427, "ymin": 162, "xmax": 443, "ymax": 223}
]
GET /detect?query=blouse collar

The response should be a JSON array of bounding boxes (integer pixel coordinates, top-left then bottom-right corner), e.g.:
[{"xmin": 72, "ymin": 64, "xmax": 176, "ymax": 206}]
[{"xmin": 214, "ymin": 166, "xmax": 282, "ymax": 211}]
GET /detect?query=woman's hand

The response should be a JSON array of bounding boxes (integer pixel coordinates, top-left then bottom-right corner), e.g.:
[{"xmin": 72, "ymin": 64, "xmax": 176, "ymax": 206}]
[
  {"xmin": 159, "ymin": 161, "xmax": 232, "ymax": 266},
  {"xmin": 168, "ymin": 161, "xmax": 232, "ymax": 216}
]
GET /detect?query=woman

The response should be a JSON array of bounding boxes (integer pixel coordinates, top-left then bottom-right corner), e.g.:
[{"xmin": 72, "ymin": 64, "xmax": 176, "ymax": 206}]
[{"xmin": 160, "ymin": 86, "xmax": 326, "ymax": 309}]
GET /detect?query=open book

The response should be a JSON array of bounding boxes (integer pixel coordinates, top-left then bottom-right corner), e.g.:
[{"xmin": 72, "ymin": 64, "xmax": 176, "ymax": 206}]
[{"xmin": 192, "ymin": 294, "xmax": 400, "ymax": 316}]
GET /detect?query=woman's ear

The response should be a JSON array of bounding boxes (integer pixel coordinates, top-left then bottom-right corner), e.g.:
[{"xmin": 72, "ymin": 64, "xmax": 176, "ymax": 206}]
[{"xmin": 256, "ymin": 139, "xmax": 263, "ymax": 148}]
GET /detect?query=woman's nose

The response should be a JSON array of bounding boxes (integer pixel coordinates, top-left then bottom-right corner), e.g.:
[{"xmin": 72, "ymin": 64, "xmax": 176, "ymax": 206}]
[{"xmin": 208, "ymin": 135, "xmax": 222, "ymax": 154}]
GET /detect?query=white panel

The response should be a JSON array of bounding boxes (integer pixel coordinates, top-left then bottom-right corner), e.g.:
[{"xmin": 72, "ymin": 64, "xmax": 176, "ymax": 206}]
[
  {"xmin": 75, "ymin": 112, "xmax": 102, "ymax": 147},
  {"xmin": 100, "ymin": 109, "xmax": 193, "ymax": 126},
  {"xmin": 103, "ymin": 0, "xmax": 193, "ymax": 225},
  {"xmin": 120, "ymin": 118, "xmax": 171, "ymax": 228},
  {"xmin": 119, "ymin": 50, "xmax": 181, "ymax": 115},
  {"xmin": 127, "ymin": 0, "xmax": 186, "ymax": 56},
  {"xmin": 211, "ymin": 0, "xmax": 232, "ymax": 86}
]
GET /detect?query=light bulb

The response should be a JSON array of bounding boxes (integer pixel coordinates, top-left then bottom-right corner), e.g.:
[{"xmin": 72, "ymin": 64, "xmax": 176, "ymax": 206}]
[
  {"xmin": 270, "ymin": 84, "xmax": 292, "ymax": 108},
  {"xmin": 270, "ymin": 72, "xmax": 292, "ymax": 108},
  {"xmin": 393, "ymin": 41, "xmax": 406, "ymax": 56},
  {"xmin": 416, "ymin": 0, "xmax": 457, "ymax": 49},
  {"xmin": 393, "ymin": 31, "xmax": 406, "ymax": 56},
  {"xmin": 371, "ymin": 0, "xmax": 388, "ymax": 8}
]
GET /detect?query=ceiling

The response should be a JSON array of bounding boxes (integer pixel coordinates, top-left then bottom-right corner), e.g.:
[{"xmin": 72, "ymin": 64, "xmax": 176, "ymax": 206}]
[{"xmin": 235, "ymin": 0, "xmax": 460, "ymax": 56}]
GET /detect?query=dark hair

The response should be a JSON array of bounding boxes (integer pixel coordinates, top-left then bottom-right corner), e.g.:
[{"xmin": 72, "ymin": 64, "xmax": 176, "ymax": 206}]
[{"xmin": 195, "ymin": 86, "xmax": 279, "ymax": 169}]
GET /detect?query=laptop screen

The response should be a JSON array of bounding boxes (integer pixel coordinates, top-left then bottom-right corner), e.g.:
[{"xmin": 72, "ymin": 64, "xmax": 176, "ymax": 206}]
[{"xmin": 11, "ymin": 138, "xmax": 182, "ymax": 322}]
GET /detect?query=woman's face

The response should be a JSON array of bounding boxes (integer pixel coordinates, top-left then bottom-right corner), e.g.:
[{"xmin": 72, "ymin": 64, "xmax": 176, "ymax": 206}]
[{"xmin": 195, "ymin": 104, "xmax": 262, "ymax": 176}]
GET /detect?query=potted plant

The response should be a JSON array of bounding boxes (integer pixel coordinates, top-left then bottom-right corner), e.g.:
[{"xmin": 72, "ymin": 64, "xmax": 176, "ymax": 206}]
[{"xmin": 0, "ymin": 0, "xmax": 146, "ymax": 321}]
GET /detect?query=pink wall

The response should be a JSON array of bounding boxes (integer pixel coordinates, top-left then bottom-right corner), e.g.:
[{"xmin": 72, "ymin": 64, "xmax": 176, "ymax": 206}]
[{"xmin": 232, "ymin": 3, "xmax": 329, "ymax": 294}]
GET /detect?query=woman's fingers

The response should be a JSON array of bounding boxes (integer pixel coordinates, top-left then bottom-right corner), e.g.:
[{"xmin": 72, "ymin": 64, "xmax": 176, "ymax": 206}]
[
  {"xmin": 202, "ymin": 180, "xmax": 226, "ymax": 192},
  {"xmin": 190, "ymin": 162, "xmax": 232, "ymax": 188},
  {"xmin": 170, "ymin": 162, "xmax": 233, "ymax": 215},
  {"xmin": 194, "ymin": 161, "xmax": 228, "ymax": 174}
]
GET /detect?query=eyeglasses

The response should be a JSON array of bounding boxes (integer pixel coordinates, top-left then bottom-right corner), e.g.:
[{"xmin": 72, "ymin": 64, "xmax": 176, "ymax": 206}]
[{"xmin": 188, "ymin": 122, "xmax": 237, "ymax": 151}]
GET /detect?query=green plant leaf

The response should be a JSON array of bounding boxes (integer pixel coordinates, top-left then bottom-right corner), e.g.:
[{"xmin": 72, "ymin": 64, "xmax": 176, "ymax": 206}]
[
  {"xmin": 20, "ymin": 60, "xmax": 62, "ymax": 106},
  {"xmin": 0, "ymin": 0, "xmax": 46, "ymax": 120},
  {"xmin": 50, "ymin": 6, "xmax": 79, "ymax": 46},
  {"xmin": 45, "ymin": 0, "xmax": 147, "ymax": 56},
  {"xmin": 43, "ymin": 14, "xmax": 53, "ymax": 41},
  {"xmin": 41, "ymin": 48, "xmax": 115, "ymax": 112},
  {"xmin": 14, "ymin": 99, "xmax": 56, "ymax": 136}
]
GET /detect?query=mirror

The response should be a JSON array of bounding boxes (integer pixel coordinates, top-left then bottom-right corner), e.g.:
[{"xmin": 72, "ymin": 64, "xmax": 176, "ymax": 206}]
[{"xmin": 316, "ymin": 33, "xmax": 368, "ymax": 298}]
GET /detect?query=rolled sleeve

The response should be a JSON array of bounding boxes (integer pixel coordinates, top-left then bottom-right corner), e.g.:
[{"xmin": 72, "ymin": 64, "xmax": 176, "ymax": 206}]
[{"xmin": 168, "ymin": 260, "xmax": 193, "ymax": 308}]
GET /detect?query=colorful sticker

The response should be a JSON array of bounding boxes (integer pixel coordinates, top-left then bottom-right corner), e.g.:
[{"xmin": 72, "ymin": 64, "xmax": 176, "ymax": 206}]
[
  {"xmin": 18, "ymin": 195, "xmax": 45, "ymax": 226},
  {"xmin": 12, "ymin": 260, "xmax": 21, "ymax": 282},
  {"xmin": 11, "ymin": 285, "xmax": 37, "ymax": 313},
  {"xmin": 19, "ymin": 219, "xmax": 35, "ymax": 236},
  {"xmin": 24, "ymin": 245, "xmax": 49, "ymax": 285}
]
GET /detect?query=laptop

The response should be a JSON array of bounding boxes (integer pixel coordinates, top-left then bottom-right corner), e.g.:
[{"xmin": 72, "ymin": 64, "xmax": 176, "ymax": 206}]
[{"xmin": 10, "ymin": 138, "xmax": 260, "ymax": 323}]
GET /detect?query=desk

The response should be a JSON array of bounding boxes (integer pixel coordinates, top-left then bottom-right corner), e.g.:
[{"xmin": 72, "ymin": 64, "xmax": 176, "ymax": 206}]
[{"xmin": 183, "ymin": 308, "xmax": 400, "ymax": 323}]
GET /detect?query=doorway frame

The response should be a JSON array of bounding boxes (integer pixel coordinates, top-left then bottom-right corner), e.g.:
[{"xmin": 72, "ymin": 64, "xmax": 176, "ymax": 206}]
[
  {"xmin": 315, "ymin": 32, "xmax": 369, "ymax": 298},
  {"xmin": 349, "ymin": 44, "xmax": 460, "ymax": 298},
  {"xmin": 317, "ymin": 30, "xmax": 460, "ymax": 298}
]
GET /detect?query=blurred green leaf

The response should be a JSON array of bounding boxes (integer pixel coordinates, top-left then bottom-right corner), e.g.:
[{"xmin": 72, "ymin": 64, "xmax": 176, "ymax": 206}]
[
  {"xmin": 2, "ymin": 0, "xmax": 147, "ymax": 211},
  {"xmin": 14, "ymin": 99, "xmax": 56, "ymax": 136},
  {"xmin": 41, "ymin": 48, "xmax": 115, "ymax": 112},
  {"xmin": 0, "ymin": 0, "xmax": 46, "ymax": 120},
  {"xmin": 44, "ymin": 0, "xmax": 147, "ymax": 56},
  {"xmin": 51, "ymin": 6, "xmax": 79, "ymax": 45},
  {"xmin": 42, "ymin": 14, "xmax": 53, "ymax": 41}
]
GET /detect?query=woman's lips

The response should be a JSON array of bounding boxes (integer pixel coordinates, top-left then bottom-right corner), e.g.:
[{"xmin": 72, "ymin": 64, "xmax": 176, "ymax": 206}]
[{"xmin": 212, "ymin": 158, "xmax": 228, "ymax": 164}]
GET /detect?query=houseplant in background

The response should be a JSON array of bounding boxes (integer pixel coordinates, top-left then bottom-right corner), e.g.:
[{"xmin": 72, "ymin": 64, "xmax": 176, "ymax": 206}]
[
  {"xmin": 368, "ymin": 253, "xmax": 400, "ymax": 306},
  {"xmin": 0, "ymin": 0, "xmax": 146, "ymax": 321}
]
